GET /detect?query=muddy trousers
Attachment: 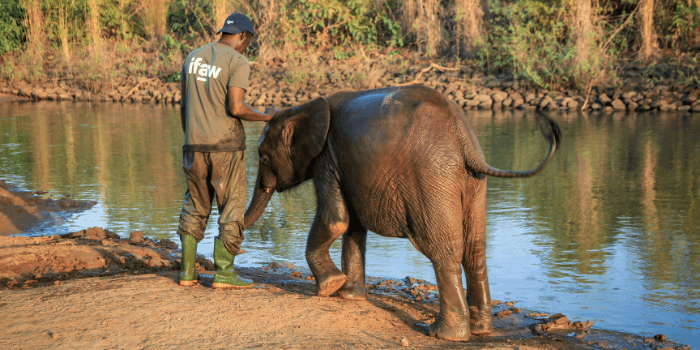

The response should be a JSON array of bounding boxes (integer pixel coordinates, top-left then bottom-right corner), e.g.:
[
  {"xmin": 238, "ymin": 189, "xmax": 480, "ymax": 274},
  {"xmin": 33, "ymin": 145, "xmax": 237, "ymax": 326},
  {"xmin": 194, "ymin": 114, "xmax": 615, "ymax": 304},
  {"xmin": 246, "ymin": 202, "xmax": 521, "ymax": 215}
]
[{"xmin": 177, "ymin": 151, "xmax": 246, "ymax": 256}]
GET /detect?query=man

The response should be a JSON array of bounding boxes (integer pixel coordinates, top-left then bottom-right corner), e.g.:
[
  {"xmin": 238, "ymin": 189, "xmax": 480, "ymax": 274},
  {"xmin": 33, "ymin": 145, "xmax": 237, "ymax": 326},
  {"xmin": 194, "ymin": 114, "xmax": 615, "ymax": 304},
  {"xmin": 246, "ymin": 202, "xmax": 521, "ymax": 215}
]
[{"xmin": 177, "ymin": 13, "xmax": 277, "ymax": 288}]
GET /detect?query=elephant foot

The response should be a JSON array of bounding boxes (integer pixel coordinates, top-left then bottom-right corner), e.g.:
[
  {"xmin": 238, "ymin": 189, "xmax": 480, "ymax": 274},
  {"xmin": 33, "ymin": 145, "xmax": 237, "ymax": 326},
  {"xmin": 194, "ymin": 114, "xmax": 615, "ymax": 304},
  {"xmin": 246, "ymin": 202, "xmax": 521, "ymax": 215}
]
[
  {"xmin": 337, "ymin": 283, "xmax": 367, "ymax": 301},
  {"xmin": 316, "ymin": 270, "xmax": 347, "ymax": 297},
  {"xmin": 428, "ymin": 316, "xmax": 470, "ymax": 342},
  {"xmin": 469, "ymin": 306, "xmax": 493, "ymax": 335},
  {"xmin": 469, "ymin": 319, "xmax": 492, "ymax": 336}
]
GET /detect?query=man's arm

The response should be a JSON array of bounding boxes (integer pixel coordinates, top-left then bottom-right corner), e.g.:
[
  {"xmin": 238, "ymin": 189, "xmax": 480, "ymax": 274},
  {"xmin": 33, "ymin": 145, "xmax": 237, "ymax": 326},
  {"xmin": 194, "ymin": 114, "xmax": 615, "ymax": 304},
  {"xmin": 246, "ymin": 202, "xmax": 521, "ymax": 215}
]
[
  {"xmin": 228, "ymin": 86, "xmax": 277, "ymax": 122},
  {"xmin": 180, "ymin": 73, "xmax": 187, "ymax": 133}
]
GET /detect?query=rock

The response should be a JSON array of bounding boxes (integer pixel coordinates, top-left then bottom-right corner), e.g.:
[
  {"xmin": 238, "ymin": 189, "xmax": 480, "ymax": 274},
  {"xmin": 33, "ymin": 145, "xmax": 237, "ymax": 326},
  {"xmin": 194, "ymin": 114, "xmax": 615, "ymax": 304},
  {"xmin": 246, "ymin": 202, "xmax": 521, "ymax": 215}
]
[
  {"xmin": 495, "ymin": 309, "xmax": 513, "ymax": 317},
  {"xmin": 502, "ymin": 97, "xmax": 513, "ymax": 107},
  {"xmin": 129, "ymin": 231, "xmax": 144, "ymax": 244},
  {"xmin": 598, "ymin": 93, "xmax": 612, "ymax": 105},
  {"xmin": 539, "ymin": 97, "xmax": 554, "ymax": 109},
  {"xmin": 47, "ymin": 331, "xmax": 61, "ymax": 340},
  {"xmin": 474, "ymin": 94, "xmax": 492, "ymax": 103},
  {"xmin": 512, "ymin": 98, "xmax": 525, "ymax": 108},
  {"xmin": 654, "ymin": 334, "xmax": 667, "ymax": 342},
  {"xmin": 611, "ymin": 99, "xmax": 626, "ymax": 111},
  {"xmin": 400, "ymin": 337, "xmax": 409, "ymax": 347},
  {"xmin": 622, "ymin": 91, "xmax": 637, "ymax": 100},
  {"xmin": 62, "ymin": 227, "xmax": 119, "ymax": 240},
  {"xmin": 479, "ymin": 99, "xmax": 493, "ymax": 109},
  {"xmin": 650, "ymin": 99, "xmax": 667, "ymax": 109},
  {"xmin": 659, "ymin": 104, "xmax": 676, "ymax": 111},
  {"xmin": 465, "ymin": 99, "xmax": 481, "ymax": 107},
  {"xmin": 491, "ymin": 91, "xmax": 508, "ymax": 103},
  {"xmin": 156, "ymin": 238, "xmax": 178, "ymax": 249}
]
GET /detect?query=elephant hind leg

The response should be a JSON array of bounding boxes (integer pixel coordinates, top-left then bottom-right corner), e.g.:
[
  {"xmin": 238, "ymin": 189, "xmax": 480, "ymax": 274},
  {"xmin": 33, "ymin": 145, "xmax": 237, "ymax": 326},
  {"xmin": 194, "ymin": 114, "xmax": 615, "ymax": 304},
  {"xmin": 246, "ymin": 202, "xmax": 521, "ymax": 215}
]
[
  {"xmin": 428, "ymin": 261, "xmax": 470, "ymax": 342},
  {"xmin": 408, "ymin": 199, "xmax": 470, "ymax": 341},
  {"xmin": 463, "ymin": 177, "xmax": 493, "ymax": 335}
]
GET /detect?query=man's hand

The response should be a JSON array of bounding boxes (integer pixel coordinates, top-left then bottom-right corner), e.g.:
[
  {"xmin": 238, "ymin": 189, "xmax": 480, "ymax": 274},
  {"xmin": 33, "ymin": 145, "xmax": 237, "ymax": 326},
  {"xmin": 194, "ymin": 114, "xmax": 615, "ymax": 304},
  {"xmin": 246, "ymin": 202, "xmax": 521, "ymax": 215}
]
[
  {"xmin": 264, "ymin": 107, "xmax": 279, "ymax": 116},
  {"xmin": 228, "ymin": 86, "xmax": 276, "ymax": 122}
]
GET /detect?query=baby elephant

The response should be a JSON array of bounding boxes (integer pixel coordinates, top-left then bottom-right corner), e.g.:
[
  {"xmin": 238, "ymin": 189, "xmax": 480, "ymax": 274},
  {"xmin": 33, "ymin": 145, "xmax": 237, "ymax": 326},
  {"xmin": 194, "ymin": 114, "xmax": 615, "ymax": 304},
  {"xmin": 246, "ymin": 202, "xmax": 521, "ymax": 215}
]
[{"xmin": 243, "ymin": 86, "xmax": 561, "ymax": 341}]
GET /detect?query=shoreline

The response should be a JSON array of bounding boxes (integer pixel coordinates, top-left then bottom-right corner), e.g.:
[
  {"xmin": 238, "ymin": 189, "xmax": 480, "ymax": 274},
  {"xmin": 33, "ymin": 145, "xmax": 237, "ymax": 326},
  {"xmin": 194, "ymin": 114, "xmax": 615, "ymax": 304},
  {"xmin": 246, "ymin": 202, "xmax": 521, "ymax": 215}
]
[
  {"xmin": 1, "ymin": 61, "xmax": 699, "ymax": 114},
  {"xmin": 0, "ymin": 233, "xmax": 691, "ymax": 350}
]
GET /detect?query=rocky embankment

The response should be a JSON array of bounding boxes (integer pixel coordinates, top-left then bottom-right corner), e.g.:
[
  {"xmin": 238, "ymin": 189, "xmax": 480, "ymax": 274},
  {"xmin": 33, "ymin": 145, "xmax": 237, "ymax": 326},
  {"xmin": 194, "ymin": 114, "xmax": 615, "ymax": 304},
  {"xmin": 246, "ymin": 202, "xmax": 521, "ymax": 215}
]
[{"xmin": 2, "ymin": 64, "xmax": 700, "ymax": 113}]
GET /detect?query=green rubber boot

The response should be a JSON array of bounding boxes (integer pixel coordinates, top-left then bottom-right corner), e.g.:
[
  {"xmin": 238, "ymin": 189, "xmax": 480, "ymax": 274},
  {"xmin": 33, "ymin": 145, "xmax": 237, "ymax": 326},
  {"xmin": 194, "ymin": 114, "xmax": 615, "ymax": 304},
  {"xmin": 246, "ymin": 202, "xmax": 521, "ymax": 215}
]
[
  {"xmin": 212, "ymin": 238, "xmax": 254, "ymax": 289},
  {"xmin": 179, "ymin": 234, "xmax": 198, "ymax": 286}
]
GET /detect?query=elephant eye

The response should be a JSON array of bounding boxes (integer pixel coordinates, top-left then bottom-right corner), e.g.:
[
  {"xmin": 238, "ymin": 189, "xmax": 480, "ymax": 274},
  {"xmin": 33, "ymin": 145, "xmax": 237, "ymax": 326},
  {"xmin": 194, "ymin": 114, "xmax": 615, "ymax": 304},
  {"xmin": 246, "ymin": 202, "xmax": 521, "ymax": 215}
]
[{"xmin": 260, "ymin": 156, "xmax": 270, "ymax": 165}]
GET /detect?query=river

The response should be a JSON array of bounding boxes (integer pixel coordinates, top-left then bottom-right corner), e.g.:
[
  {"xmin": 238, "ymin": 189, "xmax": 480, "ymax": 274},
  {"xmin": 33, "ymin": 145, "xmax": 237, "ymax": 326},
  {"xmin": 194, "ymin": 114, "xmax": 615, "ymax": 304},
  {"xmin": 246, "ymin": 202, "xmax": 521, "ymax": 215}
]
[{"xmin": 1, "ymin": 100, "xmax": 698, "ymax": 347}]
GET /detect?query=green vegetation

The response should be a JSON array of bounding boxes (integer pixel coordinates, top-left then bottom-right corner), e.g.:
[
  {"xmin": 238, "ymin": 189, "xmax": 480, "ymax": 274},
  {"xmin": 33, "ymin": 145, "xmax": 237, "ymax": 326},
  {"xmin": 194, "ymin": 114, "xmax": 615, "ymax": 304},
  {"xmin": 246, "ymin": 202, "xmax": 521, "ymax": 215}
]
[{"xmin": 1, "ymin": 0, "xmax": 698, "ymax": 92}]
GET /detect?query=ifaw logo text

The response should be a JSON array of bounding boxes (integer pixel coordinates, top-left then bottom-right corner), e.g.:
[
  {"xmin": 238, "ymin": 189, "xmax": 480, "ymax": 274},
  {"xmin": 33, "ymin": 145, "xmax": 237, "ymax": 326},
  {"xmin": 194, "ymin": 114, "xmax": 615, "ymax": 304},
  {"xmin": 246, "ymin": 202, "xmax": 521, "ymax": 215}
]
[{"xmin": 188, "ymin": 57, "xmax": 222, "ymax": 83}]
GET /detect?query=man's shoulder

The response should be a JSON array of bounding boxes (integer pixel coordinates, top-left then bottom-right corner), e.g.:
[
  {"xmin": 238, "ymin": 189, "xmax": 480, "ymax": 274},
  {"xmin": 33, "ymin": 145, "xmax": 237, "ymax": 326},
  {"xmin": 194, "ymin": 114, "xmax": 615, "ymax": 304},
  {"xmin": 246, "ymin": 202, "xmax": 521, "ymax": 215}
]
[{"xmin": 221, "ymin": 47, "xmax": 249, "ymax": 67}]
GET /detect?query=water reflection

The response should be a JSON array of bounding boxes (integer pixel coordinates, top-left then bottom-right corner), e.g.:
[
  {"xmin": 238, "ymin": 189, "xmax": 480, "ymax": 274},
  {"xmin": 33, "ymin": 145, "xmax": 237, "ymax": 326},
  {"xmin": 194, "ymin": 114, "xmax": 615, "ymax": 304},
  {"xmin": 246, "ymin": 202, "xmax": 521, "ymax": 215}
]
[{"xmin": 0, "ymin": 101, "xmax": 698, "ymax": 347}]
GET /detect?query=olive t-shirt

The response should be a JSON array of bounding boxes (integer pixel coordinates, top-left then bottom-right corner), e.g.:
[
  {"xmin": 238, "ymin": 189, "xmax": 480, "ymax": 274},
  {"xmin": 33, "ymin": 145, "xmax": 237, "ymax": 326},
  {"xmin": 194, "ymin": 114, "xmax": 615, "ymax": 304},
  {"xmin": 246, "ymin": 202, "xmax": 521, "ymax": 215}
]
[{"xmin": 181, "ymin": 43, "xmax": 250, "ymax": 152}]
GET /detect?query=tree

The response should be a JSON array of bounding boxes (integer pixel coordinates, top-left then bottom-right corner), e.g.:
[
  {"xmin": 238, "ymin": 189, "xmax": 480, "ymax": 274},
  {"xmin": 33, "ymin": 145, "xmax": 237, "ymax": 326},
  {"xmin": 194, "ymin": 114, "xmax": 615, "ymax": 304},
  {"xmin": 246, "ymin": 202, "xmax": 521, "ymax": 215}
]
[
  {"xmin": 571, "ymin": 0, "xmax": 593, "ymax": 67},
  {"xmin": 212, "ymin": 0, "xmax": 229, "ymax": 38},
  {"xmin": 638, "ymin": 0, "xmax": 658, "ymax": 60},
  {"xmin": 21, "ymin": 0, "xmax": 44, "ymax": 57},
  {"xmin": 399, "ymin": 0, "xmax": 444, "ymax": 57},
  {"xmin": 87, "ymin": 0, "xmax": 102, "ymax": 55},
  {"xmin": 453, "ymin": 0, "xmax": 484, "ymax": 57}
]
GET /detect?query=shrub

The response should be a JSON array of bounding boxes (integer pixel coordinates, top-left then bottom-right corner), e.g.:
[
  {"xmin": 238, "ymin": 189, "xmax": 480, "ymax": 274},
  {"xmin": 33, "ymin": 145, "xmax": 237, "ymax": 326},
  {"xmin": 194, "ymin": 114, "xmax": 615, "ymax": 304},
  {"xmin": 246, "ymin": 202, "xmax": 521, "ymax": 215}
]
[{"xmin": 0, "ymin": 0, "xmax": 24, "ymax": 55}]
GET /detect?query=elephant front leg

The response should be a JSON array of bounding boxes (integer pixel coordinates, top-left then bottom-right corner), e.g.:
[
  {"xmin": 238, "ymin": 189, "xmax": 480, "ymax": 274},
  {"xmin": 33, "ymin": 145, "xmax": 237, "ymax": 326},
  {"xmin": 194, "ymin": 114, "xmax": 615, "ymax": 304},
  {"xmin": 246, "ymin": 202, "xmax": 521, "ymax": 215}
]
[
  {"xmin": 306, "ymin": 209, "xmax": 349, "ymax": 297},
  {"xmin": 429, "ymin": 263, "xmax": 470, "ymax": 342},
  {"xmin": 338, "ymin": 227, "xmax": 368, "ymax": 301}
]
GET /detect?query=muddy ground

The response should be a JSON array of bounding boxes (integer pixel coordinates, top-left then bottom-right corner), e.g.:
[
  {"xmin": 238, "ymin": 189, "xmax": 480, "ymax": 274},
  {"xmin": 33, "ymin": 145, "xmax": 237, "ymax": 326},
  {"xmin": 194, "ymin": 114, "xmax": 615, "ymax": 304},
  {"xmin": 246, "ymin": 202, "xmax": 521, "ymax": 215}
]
[{"xmin": 0, "ymin": 182, "xmax": 692, "ymax": 349}]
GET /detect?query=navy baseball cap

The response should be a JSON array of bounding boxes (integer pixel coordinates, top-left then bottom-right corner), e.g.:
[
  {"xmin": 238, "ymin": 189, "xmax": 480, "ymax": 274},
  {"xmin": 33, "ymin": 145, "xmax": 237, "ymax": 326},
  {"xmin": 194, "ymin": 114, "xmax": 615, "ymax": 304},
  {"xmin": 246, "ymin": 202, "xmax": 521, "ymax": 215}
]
[{"xmin": 217, "ymin": 13, "xmax": 255, "ymax": 36}]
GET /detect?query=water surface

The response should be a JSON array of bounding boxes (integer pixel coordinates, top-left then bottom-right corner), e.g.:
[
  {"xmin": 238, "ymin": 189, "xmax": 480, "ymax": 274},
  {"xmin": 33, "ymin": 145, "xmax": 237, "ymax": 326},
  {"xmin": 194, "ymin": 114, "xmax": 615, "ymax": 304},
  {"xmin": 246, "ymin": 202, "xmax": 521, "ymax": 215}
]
[{"xmin": 1, "ymin": 101, "xmax": 698, "ymax": 346}]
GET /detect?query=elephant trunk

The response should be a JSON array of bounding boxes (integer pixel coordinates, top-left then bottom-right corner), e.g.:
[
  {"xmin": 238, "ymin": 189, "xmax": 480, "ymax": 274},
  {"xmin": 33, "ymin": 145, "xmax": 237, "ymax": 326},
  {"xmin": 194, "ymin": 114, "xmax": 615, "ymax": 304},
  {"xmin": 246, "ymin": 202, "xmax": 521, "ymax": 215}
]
[{"xmin": 243, "ymin": 172, "xmax": 274, "ymax": 230}]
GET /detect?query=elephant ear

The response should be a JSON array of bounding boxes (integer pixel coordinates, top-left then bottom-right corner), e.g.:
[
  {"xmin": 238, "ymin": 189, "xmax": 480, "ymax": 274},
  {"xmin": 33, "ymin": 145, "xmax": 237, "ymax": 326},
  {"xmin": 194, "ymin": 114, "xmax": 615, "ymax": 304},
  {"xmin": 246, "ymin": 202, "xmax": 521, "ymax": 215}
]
[{"xmin": 281, "ymin": 98, "xmax": 331, "ymax": 180}]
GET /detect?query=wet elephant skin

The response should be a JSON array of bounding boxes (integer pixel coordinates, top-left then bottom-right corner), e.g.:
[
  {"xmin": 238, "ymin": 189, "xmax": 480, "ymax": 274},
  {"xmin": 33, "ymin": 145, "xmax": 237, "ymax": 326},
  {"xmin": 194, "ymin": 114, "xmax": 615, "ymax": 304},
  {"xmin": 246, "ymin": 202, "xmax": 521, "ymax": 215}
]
[{"xmin": 244, "ymin": 86, "xmax": 561, "ymax": 342}]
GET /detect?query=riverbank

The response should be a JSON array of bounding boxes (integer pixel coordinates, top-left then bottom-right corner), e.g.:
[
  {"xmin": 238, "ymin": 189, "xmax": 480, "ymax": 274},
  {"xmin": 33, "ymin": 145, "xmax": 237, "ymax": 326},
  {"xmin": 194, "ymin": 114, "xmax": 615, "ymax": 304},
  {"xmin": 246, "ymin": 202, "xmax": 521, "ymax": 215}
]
[
  {"xmin": 0, "ymin": 233, "xmax": 691, "ymax": 350},
  {"xmin": 1, "ymin": 57, "xmax": 699, "ymax": 114},
  {"xmin": 0, "ymin": 181, "xmax": 692, "ymax": 349}
]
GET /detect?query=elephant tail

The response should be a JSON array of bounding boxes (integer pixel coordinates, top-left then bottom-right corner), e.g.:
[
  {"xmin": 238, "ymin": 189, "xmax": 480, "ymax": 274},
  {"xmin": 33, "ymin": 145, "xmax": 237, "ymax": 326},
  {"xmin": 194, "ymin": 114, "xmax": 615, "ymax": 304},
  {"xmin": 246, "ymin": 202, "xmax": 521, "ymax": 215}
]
[{"xmin": 465, "ymin": 111, "xmax": 562, "ymax": 178}]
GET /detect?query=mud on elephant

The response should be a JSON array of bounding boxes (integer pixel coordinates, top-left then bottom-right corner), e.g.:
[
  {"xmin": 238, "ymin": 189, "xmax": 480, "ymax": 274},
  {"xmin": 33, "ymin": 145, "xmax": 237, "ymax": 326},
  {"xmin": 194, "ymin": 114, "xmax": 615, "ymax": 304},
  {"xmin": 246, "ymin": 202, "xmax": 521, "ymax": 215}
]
[{"xmin": 243, "ymin": 86, "xmax": 561, "ymax": 342}]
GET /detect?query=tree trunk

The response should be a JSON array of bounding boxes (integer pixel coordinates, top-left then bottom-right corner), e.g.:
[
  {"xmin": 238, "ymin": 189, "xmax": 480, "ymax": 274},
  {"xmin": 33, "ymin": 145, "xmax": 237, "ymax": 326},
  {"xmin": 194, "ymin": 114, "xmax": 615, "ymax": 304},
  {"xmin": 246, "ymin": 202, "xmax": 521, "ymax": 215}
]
[
  {"xmin": 453, "ymin": 0, "xmax": 483, "ymax": 57},
  {"xmin": 57, "ymin": 1, "xmax": 70, "ymax": 62},
  {"xmin": 21, "ymin": 0, "xmax": 44, "ymax": 56},
  {"xmin": 638, "ymin": 0, "xmax": 658, "ymax": 61},
  {"xmin": 142, "ymin": 0, "xmax": 170, "ymax": 41},
  {"xmin": 692, "ymin": 0, "xmax": 700, "ymax": 47},
  {"xmin": 572, "ymin": 0, "xmax": 592, "ymax": 67},
  {"xmin": 212, "ymin": 0, "xmax": 229, "ymax": 36},
  {"xmin": 87, "ymin": 0, "xmax": 102, "ymax": 55},
  {"xmin": 399, "ymin": 0, "xmax": 444, "ymax": 57}
]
